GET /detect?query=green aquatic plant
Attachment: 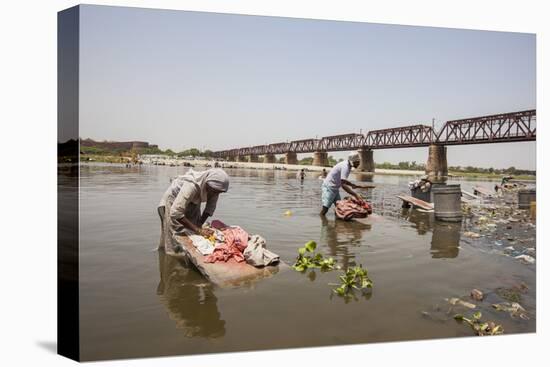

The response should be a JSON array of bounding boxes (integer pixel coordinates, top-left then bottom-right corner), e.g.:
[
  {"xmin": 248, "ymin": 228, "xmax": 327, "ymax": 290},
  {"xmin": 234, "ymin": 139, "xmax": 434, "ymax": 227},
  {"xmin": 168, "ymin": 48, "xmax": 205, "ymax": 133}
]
[
  {"xmin": 453, "ymin": 311, "xmax": 504, "ymax": 336},
  {"xmin": 332, "ymin": 265, "xmax": 373, "ymax": 297},
  {"xmin": 293, "ymin": 241, "xmax": 337, "ymax": 272}
]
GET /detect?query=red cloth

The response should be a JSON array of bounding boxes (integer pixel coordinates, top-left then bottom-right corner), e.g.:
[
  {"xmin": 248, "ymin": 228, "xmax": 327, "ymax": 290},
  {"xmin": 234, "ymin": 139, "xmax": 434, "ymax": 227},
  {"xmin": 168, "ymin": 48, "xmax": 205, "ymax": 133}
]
[
  {"xmin": 211, "ymin": 219, "xmax": 228, "ymax": 230},
  {"xmin": 204, "ymin": 226, "xmax": 249, "ymax": 263},
  {"xmin": 335, "ymin": 197, "xmax": 373, "ymax": 221}
]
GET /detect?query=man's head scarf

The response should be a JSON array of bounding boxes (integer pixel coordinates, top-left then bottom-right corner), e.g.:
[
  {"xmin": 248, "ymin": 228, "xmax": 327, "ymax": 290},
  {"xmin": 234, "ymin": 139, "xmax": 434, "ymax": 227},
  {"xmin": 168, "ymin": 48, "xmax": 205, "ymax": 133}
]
[{"xmin": 182, "ymin": 168, "xmax": 229, "ymax": 202}]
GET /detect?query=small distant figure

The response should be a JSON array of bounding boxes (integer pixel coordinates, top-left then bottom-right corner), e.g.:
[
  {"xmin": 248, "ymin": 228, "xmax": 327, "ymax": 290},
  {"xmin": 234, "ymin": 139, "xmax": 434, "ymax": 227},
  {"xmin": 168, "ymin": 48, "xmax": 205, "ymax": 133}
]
[
  {"xmin": 501, "ymin": 175, "xmax": 513, "ymax": 185},
  {"xmin": 298, "ymin": 169, "xmax": 306, "ymax": 184},
  {"xmin": 319, "ymin": 168, "xmax": 328, "ymax": 180}
]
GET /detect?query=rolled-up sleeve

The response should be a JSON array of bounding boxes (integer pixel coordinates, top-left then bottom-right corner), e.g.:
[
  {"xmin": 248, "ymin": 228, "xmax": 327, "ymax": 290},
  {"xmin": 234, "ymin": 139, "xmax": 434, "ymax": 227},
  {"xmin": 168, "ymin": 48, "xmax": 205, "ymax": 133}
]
[
  {"xmin": 204, "ymin": 193, "xmax": 219, "ymax": 216},
  {"xmin": 169, "ymin": 182, "xmax": 195, "ymax": 221}
]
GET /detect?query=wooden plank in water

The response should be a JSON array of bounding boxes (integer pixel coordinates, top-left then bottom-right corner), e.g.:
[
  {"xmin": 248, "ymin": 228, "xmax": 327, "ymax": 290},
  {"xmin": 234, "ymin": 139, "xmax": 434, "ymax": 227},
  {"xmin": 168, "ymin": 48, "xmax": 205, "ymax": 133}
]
[
  {"xmin": 396, "ymin": 194, "xmax": 434, "ymax": 211},
  {"xmin": 473, "ymin": 186, "xmax": 493, "ymax": 197},
  {"xmin": 462, "ymin": 190, "xmax": 479, "ymax": 199},
  {"xmin": 171, "ymin": 234, "xmax": 285, "ymax": 287}
]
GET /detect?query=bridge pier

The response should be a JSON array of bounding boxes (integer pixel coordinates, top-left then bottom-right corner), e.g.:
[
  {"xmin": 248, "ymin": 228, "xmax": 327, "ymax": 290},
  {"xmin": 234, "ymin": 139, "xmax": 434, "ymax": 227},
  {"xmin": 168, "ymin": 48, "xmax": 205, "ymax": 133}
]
[
  {"xmin": 312, "ymin": 151, "xmax": 329, "ymax": 166},
  {"xmin": 263, "ymin": 153, "xmax": 276, "ymax": 164},
  {"xmin": 357, "ymin": 148, "xmax": 375, "ymax": 172},
  {"xmin": 285, "ymin": 152, "xmax": 298, "ymax": 165},
  {"xmin": 426, "ymin": 144, "xmax": 448, "ymax": 181},
  {"xmin": 235, "ymin": 155, "xmax": 246, "ymax": 163},
  {"xmin": 248, "ymin": 154, "xmax": 259, "ymax": 163}
]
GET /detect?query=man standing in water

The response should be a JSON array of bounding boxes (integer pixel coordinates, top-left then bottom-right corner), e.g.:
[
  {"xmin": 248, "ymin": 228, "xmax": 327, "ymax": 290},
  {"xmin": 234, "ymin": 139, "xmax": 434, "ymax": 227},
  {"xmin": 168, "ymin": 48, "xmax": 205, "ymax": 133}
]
[
  {"xmin": 298, "ymin": 168, "xmax": 306, "ymax": 184},
  {"xmin": 320, "ymin": 153, "xmax": 363, "ymax": 216}
]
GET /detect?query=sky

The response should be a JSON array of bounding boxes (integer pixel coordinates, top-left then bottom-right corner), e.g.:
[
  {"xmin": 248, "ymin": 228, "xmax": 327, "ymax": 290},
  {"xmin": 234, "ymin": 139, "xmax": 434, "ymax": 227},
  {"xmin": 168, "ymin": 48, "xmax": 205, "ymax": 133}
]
[{"xmin": 79, "ymin": 5, "xmax": 536, "ymax": 169}]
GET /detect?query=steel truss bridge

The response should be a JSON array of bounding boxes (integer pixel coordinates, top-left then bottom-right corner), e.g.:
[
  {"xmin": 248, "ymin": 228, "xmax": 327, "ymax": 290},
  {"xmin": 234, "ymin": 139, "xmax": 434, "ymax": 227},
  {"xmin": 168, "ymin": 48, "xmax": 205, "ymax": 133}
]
[{"xmin": 212, "ymin": 109, "xmax": 536, "ymax": 158}]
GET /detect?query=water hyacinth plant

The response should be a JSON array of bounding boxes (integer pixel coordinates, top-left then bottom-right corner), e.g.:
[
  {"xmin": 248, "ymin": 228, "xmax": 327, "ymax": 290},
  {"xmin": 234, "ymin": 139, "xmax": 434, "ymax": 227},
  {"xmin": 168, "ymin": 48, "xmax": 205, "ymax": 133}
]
[
  {"xmin": 293, "ymin": 241, "xmax": 337, "ymax": 272},
  {"xmin": 332, "ymin": 265, "xmax": 373, "ymax": 297},
  {"xmin": 453, "ymin": 311, "xmax": 504, "ymax": 336},
  {"xmin": 294, "ymin": 241, "xmax": 373, "ymax": 301}
]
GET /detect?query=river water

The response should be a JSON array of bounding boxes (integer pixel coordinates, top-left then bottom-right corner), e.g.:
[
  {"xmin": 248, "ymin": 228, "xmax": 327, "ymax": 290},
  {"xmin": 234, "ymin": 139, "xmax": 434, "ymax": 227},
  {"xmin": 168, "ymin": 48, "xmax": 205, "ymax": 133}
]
[{"xmin": 75, "ymin": 164, "xmax": 535, "ymax": 361}]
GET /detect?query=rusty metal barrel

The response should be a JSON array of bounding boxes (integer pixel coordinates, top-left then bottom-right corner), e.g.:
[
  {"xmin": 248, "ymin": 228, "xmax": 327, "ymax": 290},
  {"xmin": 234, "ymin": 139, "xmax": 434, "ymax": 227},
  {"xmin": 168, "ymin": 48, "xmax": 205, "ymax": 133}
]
[
  {"xmin": 411, "ymin": 187, "xmax": 431, "ymax": 202},
  {"xmin": 432, "ymin": 184, "xmax": 462, "ymax": 222},
  {"xmin": 518, "ymin": 189, "xmax": 536, "ymax": 209}
]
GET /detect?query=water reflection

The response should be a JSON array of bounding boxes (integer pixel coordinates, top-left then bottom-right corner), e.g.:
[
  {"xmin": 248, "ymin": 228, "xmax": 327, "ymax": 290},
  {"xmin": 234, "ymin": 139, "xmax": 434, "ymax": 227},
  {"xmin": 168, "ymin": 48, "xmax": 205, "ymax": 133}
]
[
  {"xmin": 329, "ymin": 287, "xmax": 373, "ymax": 303},
  {"xmin": 430, "ymin": 222, "xmax": 461, "ymax": 259},
  {"xmin": 320, "ymin": 217, "xmax": 371, "ymax": 269},
  {"xmin": 401, "ymin": 208, "xmax": 461, "ymax": 258},
  {"xmin": 257, "ymin": 170, "xmax": 275, "ymax": 182},
  {"xmin": 156, "ymin": 252, "xmax": 225, "ymax": 338},
  {"xmin": 401, "ymin": 208, "xmax": 433, "ymax": 235}
]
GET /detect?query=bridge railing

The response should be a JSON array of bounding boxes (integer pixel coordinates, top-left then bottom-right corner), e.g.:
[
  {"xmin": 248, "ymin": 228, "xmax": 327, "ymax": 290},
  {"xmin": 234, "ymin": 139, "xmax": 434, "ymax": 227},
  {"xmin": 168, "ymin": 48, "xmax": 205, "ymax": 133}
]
[
  {"xmin": 211, "ymin": 109, "xmax": 535, "ymax": 158},
  {"xmin": 436, "ymin": 109, "xmax": 536, "ymax": 145}
]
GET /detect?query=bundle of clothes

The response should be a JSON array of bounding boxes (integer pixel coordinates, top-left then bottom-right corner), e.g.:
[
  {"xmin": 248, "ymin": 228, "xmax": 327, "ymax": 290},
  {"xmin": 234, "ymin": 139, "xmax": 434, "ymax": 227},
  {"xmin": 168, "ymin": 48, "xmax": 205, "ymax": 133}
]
[
  {"xmin": 335, "ymin": 196, "xmax": 373, "ymax": 221},
  {"xmin": 408, "ymin": 175, "xmax": 432, "ymax": 193},
  {"xmin": 186, "ymin": 219, "xmax": 280, "ymax": 267}
]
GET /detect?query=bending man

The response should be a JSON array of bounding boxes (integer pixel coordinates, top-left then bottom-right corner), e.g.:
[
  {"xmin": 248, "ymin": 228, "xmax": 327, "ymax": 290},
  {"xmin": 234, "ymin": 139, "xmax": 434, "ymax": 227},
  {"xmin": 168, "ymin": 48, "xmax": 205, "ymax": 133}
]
[
  {"xmin": 320, "ymin": 153, "xmax": 363, "ymax": 216},
  {"xmin": 158, "ymin": 168, "xmax": 229, "ymax": 251}
]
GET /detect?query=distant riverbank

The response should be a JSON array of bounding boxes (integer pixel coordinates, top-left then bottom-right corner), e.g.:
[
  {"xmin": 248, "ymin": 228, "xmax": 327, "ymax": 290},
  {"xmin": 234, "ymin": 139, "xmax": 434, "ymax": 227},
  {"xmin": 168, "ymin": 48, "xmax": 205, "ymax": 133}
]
[{"xmin": 80, "ymin": 154, "xmax": 535, "ymax": 181}]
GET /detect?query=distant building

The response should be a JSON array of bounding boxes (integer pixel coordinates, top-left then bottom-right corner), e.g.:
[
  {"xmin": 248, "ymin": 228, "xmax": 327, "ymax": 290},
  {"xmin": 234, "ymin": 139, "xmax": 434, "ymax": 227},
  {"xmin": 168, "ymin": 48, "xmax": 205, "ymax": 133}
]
[{"xmin": 80, "ymin": 138, "xmax": 157, "ymax": 151}]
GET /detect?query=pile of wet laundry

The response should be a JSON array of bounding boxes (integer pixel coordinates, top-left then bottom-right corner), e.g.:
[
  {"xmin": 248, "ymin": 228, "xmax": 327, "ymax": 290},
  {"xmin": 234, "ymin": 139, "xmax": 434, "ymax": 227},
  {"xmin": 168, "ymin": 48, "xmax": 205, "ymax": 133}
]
[
  {"xmin": 189, "ymin": 219, "xmax": 280, "ymax": 267},
  {"xmin": 335, "ymin": 196, "xmax": 373, "ymax": 221}
]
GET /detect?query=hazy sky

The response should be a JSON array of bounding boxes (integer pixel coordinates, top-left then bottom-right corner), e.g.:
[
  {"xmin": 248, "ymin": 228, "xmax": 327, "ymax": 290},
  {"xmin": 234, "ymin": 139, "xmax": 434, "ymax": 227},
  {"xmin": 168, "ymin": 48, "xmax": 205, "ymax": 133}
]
[{"xmin": 79, "ymin": 5, "xmax": 536, "ymax": 169}]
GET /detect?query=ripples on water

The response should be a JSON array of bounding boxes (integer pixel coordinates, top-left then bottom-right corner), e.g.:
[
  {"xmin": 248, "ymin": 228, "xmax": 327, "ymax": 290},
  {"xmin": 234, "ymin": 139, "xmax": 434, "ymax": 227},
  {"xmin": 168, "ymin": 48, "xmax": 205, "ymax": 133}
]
[{"xmin": 69, "ymin": 164, "xmax": 535, "ymax": 361}]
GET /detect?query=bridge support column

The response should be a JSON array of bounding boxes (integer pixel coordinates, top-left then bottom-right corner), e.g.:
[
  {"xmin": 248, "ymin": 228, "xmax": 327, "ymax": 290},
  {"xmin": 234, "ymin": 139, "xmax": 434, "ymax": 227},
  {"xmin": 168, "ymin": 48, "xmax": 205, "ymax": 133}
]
[
  {"xmin": 426, "ymin": 144, "xmax": 448, "ymax": 181},
  {"xmin": 263, "ymin": 153, "xmax": 276, "ymax": 163},
  {"xmin": 236, "ymin": 155, "xmax": 246, "ymax": 163},
  {"xmin": 312, "ymin": 151, "xmax": 329, "ymax": 166},
  {"xmin": 248, "ymin": 154, "xmax": 259, "ymax": 163},
  {"xmin": 285, "ymin": 152, "xmax": 298, "ymax": 165},
  {"xmin": 357, "ymin": 149, "xmax": 375, "ymax": 172}
]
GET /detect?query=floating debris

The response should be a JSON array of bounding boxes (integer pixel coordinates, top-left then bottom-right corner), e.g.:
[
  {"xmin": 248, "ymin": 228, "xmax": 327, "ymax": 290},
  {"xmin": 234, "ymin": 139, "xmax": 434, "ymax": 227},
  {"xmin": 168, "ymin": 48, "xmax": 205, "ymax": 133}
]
[
  {"xmin": 492, "ymin": 302, "xmax": 529, "ymax": 320},
  {"xmin": 464, "ymin": 231, "xmax": 481, "ymax": 238},
  {"xmin": 454, "ymin": 312, "xmax": 504, "ymax": 336},
  {"xmin": 470, "ymin": 289, "xmax": 484, "ymax": 301},
  {"xmin": 495, "ymin": 286, "xmax": 526, "ymax": 303},
  {"xmin": 446, "ymin": 297, "xmax": 476, "ymax": 309},
  {"xmin": 515, "ymin": 254, "xmax": 535, "ymax": 264}
]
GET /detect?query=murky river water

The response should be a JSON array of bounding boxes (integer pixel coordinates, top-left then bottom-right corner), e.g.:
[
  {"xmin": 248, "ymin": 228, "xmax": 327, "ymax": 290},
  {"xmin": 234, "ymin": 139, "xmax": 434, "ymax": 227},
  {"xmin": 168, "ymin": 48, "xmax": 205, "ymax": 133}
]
[{"xmin": 74, "ymin": 164, "xmax": 535, "ymax": 361}]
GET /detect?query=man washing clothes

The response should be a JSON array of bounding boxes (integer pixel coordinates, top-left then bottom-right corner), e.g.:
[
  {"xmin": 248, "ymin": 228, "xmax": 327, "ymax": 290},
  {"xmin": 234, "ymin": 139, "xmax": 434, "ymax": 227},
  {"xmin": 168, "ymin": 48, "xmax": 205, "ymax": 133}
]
[{"xmin": 320, "ymin": 153, "xmax": 365, "ymax": 216}]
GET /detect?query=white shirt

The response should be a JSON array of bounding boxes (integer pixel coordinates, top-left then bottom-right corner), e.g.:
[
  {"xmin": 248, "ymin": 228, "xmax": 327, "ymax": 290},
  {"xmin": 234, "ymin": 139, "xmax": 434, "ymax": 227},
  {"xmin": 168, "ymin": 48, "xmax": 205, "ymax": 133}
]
[{"xmin": 323, "ymin": 160, "xmax": 352, "ymax": 189}]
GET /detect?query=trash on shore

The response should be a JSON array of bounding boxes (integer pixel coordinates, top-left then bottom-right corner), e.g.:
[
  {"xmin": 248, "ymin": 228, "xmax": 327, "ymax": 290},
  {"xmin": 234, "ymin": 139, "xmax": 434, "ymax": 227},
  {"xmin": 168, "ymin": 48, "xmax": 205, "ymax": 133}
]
[
  {"xmin": 283, "ymin": 210, "xmax": 292, "ymax": 217},
  {"xmin": 453, "ymin": 311, "xmax": 504, "ymax": 336},
  {"xmin": 460, "ymin": 192, "xmax": 536, "ymax": 264}
]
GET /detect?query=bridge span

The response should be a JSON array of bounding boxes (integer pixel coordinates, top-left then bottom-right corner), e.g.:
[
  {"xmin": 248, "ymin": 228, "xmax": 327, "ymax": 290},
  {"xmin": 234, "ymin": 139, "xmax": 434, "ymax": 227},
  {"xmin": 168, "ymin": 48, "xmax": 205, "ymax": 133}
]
[{"xmin": 212, "ymin": 109, "xmax": 536, "ymax": 178}]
